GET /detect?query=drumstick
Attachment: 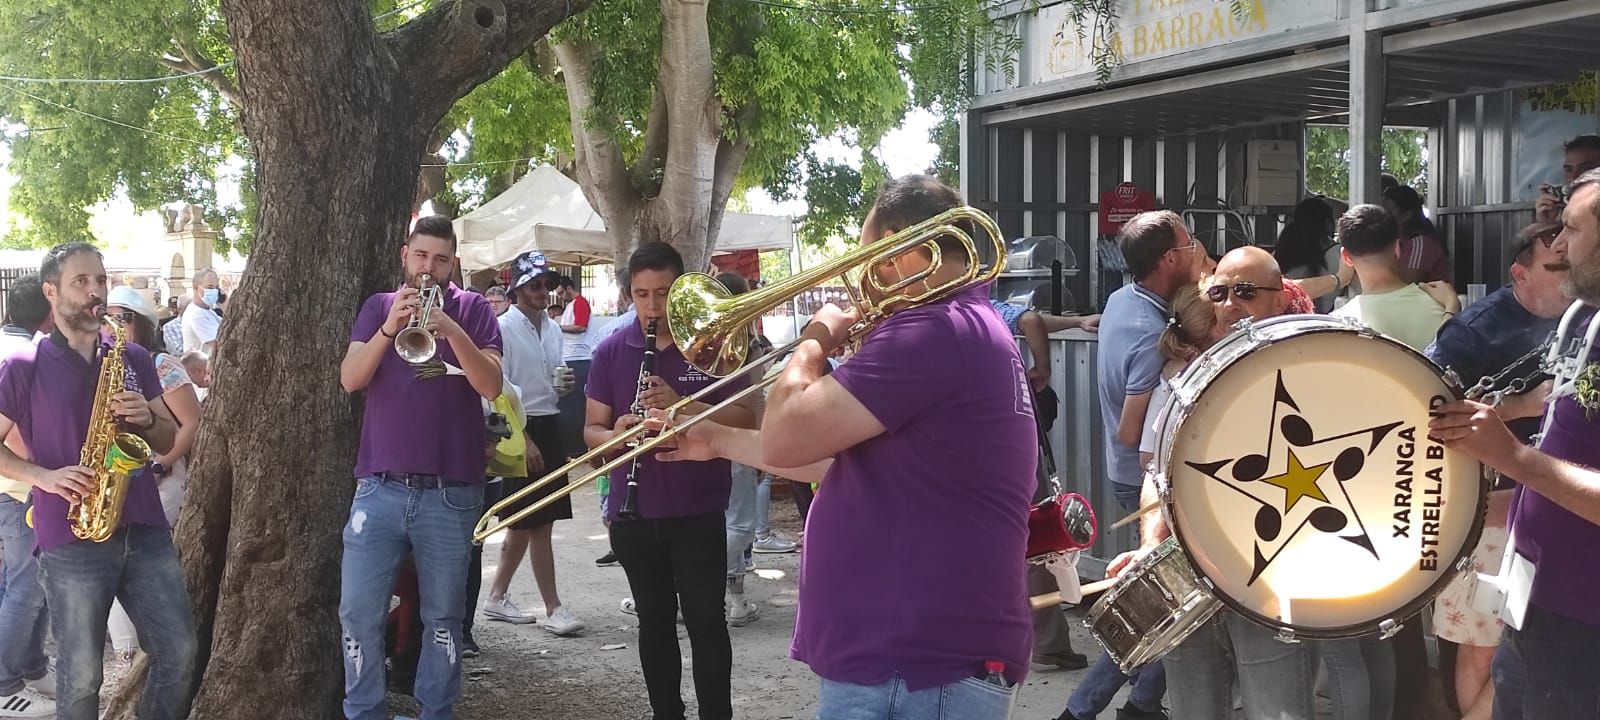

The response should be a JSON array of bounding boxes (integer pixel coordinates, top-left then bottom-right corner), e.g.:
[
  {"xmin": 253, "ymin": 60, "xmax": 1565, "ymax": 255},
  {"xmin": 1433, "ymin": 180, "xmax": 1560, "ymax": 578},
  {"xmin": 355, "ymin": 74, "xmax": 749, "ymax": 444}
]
[
  {"xmin": 1029, "ymin": 578, "xmax": 1118, "ymax": 610},
  {"xmin": 1109, "ymin": 499, "xmax": 1161, "ymax": 530}
]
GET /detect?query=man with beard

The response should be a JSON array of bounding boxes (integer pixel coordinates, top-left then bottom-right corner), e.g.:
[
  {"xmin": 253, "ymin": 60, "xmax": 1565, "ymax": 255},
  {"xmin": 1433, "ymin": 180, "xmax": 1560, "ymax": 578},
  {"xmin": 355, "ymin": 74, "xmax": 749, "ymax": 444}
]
[
  {"xmin": 337, "ymin": 215, "xmax": 503, "ymax": 720},
  {"xmin": 1424, "ymin": 222, "xmax": 1572, "ymax": 719},
  {"xmin": 1431, "ymin": 168, "xmax": 1600, "ymax": 717},
  {"xmin": 0, "ymin": 243, "xmax": 187, "ymax": 720}
]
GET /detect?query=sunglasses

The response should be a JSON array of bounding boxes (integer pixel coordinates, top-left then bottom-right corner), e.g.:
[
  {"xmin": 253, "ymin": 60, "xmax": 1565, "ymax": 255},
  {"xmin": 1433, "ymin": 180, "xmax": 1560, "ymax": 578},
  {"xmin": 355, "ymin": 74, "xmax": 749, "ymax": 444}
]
[
  {"xmin": 1206, "ymin": 282, "xmax": 1282, "ymax": 303},
  {"xmin": 111, "ymin": 310, "xmax": 137, "ymax": 325}
]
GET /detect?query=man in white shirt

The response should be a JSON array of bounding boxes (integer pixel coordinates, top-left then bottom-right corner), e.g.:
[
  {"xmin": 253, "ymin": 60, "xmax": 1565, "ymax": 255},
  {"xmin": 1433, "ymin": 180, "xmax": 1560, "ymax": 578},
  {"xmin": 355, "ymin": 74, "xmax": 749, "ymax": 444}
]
[
  {"xmin": 0, "ymin": 274, "xmax": 57, "ymax": 717},
  {"xmin": 556, "ymin": 277, "xmax": 593, "ymax": 458},
  {"xmin": 480, "ymin": 251, "xmax": 584, "ymax": 637},
  {"xmin": 180, "ymin": 268, "xmax": 222, "ymax": 354}
]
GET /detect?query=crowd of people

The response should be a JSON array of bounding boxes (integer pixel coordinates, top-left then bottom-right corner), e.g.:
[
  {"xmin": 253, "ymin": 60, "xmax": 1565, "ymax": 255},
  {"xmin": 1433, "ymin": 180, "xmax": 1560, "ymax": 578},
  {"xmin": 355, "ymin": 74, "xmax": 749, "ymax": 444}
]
[{"xmin": 0, "ymin": 137, "xmax": 1595, "ymax": 720}]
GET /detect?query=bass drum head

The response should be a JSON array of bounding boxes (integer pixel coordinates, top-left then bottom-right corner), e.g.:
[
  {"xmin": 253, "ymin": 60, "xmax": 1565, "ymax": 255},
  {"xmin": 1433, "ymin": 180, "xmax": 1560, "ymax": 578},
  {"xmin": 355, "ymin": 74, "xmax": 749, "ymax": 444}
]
[{"xmin": 1162, "ymin": 323, "xmax": 1486, "ymax": 638}]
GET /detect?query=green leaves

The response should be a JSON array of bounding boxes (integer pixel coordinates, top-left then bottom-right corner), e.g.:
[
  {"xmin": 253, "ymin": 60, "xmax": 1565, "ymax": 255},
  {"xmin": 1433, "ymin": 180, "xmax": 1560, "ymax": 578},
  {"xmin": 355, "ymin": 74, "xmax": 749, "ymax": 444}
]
[
  {"xmin": 0, "ymin": 0, "xmax": 243, "ymax": 250},
  {"xmin": 1305, "ymin": 125, "xmax": 1429, "ymax": 200}
]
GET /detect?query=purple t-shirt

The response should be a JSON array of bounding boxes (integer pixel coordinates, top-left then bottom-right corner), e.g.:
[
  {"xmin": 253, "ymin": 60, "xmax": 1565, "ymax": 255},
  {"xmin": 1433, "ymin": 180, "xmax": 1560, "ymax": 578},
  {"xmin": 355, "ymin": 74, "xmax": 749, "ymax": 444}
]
[
  {"xmin": 1515, "ymin": 341, "xmax": 1600, "ymax": 625},
  {"xmin": 587, "ymin": 318, "xmax": 745, "ymax": 520},
  {"xmin": 351, "ymin": 283, "xmax": 502, "ymax": 484},
  {"xmin": 0, "ymin": 332, "xmax": 168, "ymax": 552},
  {"xmin": 791, "ymin": 283, "xmax": 1038, "ymax": 690}
]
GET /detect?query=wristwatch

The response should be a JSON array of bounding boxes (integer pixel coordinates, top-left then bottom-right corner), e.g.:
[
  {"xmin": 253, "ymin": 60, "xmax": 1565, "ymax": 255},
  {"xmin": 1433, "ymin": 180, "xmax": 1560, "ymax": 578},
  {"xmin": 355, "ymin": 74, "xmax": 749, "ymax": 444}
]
[{"xmin": 150, "ymin": 461, "xmax": 170, "ymax": 478}]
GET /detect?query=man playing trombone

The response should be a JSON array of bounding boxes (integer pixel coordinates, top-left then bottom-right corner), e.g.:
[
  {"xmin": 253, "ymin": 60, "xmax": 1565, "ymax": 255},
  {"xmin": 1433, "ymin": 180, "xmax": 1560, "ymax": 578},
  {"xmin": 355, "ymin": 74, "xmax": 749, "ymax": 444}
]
[
  {"xmin": 585, "ymin": 242, "xmax": 757, "ymax": 720},
  {"xmin": 653, "ymin": 175, "xmax": 1038, "ymax": 719},
  {"xmin": 337, "ymin": 216, "xmax": 503, "ymax": 720}
]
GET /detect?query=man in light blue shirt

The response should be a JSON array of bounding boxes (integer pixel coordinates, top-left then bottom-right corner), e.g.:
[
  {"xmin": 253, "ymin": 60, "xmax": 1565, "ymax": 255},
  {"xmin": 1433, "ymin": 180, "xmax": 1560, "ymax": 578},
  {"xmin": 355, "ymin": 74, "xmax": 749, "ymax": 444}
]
[{"xmin": 1058, "ymin": 210, "xmax": 1204, "ymax": 720}]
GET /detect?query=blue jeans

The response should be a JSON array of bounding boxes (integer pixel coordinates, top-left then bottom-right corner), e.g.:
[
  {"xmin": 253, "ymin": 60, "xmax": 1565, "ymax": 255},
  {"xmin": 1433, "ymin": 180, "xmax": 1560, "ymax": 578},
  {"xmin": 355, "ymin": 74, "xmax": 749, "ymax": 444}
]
[
  {"xmin": 1163, "ymin": 612, "xmax": 1314, "ymax": 720},
  {"xmin": 0, "ymin": 495, "xmax": 48, "ymax": 695},
  {"xmin": 1492, "ymin": 603, "xmax": 1600, "ymax": 718},
  {"xmin": 815, "ymin": 674, "xmax": 1015, "ymax": 720},
  {"xmin": 1066, "ymin": 483, "xmax": 1165, "ymax": 719},
  {"xmin": 339, "ymin": 477, "xmax": 482, "ymax": 720},
  {"xmin": 37, "ymin": 524, "xmax": 196, "ymax": 720},
  {"xmin": 725, "ymin": 464, "xmax": 758, "ymax": 581},
  {"xmin": 754, "ymin": 473, "xmax": 774, "ymax": 538},
  {"xmin": 1314, "ymin": 636, "xmax": 1393, "ymax": 720}
]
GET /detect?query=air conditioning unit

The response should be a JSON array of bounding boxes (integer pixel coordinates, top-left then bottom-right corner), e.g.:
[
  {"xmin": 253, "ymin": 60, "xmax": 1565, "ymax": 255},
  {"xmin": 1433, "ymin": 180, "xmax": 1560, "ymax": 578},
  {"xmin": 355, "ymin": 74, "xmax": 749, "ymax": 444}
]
[{"xmin": 1246, "ymin": 140, "xmax": 1301, "ymax": 207}]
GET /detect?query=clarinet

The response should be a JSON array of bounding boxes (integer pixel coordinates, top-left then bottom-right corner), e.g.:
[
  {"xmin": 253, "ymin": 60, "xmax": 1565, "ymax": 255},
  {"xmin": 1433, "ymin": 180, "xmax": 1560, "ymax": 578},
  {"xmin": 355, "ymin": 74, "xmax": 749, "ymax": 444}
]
[{"xmin": 616, "ymin": 318, "xmax": 658, "ymax": 521}]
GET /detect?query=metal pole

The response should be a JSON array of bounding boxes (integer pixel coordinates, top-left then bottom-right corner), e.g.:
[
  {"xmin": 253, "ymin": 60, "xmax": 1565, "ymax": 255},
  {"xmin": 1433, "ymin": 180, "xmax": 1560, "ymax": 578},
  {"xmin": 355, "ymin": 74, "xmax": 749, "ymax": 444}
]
[{"xmin": 1348, "ymin": 0, "xmax": 1385, "ymax": 205}]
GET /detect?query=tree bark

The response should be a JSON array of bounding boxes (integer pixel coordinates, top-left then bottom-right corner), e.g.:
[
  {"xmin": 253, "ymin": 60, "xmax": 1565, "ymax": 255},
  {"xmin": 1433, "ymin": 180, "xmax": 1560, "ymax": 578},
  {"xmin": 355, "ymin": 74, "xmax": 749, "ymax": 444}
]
[
  {"xmin": 104, "ymin": 0, "xmax": 586, "ymax": 717},
  {"xmin": 556, "ymin": 0, "xmax": 758, "ymax": 274}
]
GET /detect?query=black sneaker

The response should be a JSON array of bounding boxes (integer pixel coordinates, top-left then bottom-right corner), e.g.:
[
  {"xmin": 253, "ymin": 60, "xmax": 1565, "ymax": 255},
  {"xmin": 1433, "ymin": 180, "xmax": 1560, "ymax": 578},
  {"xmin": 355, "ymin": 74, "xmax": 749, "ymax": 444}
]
[
  {"xmin": 1115, "ymin": 702, "xmax": 1169, "ymax": 720},
  {"xmin": 461, "ymin": 633, "xmax": 480, "ymax": 659},
  {"xmin": 1054, "ymin": 709, "xmax": 1084, "ymax": 720},
  {"xmin": 1032, "ymin": 650, "xmax": 1088, "ymax": 670},
  {"xmin": 595, "ymin": 551, "xmax": 619, "ymax": 567}
]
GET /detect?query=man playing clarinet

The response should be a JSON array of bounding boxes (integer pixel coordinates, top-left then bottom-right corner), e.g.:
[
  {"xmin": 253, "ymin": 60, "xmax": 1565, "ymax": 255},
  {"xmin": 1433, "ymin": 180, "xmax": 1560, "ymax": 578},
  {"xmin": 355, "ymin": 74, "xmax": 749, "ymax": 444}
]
[{"xmin": 584, "ymin": 242, "xmax": 756, "ymax": 720}]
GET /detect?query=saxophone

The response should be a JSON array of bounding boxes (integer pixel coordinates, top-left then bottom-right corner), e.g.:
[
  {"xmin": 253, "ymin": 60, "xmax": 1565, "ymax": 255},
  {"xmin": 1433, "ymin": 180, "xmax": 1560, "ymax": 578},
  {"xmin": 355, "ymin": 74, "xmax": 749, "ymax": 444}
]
[{"xmin": 68, "ymin": 316, "xmax": 154, "ymax": 543}]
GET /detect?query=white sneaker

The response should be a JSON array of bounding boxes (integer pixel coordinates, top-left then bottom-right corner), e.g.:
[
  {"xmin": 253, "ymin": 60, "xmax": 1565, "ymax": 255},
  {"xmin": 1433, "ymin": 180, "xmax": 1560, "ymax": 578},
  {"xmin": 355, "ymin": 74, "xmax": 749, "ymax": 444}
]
[
  {"xmin": 482, "ymin": 596, "xmax": 537, "ymax": 625},
  {"xmin": 620, "ymin": 597, "xmax": 637, "ymax": 616},
  {"xmin": 0, "ymin": 687, "xmax": 54, "ymax": 718},
  {"xmin": 22, "ymin": 673, "xmax": 52, "ymax": 700},
  {"xmin": 752, "ymin": 532, "xmax": 798, "ymax": 554},
  {"xmin": 540, "ymin": 605, "xmax": 585, "ymax": 636},
  {"xmin": 727, "ymin": 595, "xmax": 760, "ymax": 627}
]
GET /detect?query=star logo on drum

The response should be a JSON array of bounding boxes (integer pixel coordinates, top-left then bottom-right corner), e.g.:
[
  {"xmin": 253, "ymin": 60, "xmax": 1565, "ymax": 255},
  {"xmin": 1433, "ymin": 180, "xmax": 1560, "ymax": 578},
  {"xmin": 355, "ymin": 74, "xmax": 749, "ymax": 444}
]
[{"xmin": 1184, "ymin": 371, "xmax": 1401, "ymax": 585}]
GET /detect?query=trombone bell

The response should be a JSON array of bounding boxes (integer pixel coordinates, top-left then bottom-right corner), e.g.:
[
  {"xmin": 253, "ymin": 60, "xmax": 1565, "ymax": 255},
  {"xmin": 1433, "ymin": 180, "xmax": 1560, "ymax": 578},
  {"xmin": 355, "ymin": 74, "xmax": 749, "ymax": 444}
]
[{"xmin": 669, "ymin": 273, "xmax": 751, "ymax": 378}]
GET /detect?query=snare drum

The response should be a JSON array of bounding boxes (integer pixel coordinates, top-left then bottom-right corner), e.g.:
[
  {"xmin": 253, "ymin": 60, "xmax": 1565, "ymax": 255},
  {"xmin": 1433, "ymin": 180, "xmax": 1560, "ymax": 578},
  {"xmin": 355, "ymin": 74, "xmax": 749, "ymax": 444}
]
[
  {"xmin": 1086, "ymin": 537, "xmax": 1222, "ymax": 672},
  {"xmin": 1090, "ymin": 315, "xmax": 1487, "ymax": 670}
]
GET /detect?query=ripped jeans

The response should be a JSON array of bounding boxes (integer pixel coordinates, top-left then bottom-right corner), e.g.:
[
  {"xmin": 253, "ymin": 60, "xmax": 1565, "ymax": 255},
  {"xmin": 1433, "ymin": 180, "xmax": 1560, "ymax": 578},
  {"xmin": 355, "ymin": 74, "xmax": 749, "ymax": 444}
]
[{"xmin": 339, "ymin": 476, "xmax": 483, "ymax": 720}]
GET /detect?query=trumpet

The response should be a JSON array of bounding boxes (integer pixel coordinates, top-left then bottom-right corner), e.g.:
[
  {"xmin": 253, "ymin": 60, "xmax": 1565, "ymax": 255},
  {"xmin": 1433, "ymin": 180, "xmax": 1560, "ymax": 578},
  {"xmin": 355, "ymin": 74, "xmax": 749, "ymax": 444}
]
[
  {"xmin": 395, "ymin": 273, "xmax": 442, "ymax": 364},
  {"xmin": 472, "ymin": 206, "xmax": 1006, "ymax": 542}
]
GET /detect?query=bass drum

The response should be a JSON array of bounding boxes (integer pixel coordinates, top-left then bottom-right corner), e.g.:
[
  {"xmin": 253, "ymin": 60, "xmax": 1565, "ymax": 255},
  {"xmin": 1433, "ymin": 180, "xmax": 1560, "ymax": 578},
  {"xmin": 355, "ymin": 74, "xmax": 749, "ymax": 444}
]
[{"xmin": 1150, "ymin": 314, "xmax": 1487, "ymax": 639}]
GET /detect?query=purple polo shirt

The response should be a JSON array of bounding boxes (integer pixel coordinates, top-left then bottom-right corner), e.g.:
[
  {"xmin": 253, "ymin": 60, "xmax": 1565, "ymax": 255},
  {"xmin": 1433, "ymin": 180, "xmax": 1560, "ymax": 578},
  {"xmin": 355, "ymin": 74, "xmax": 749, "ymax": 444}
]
[
  {"xmin": 352, "ymin": 283, "xmax": 502, "ymax": 484},
  {"xmin": 0, "ymin": 332, "xmax": 168, "ymax": 552},
  {"xmin": 790, "ymin": 283, "xmax": 1037, "ymax": 690},
  {"xmin": 1515, "ymin": 338, "xmax": 1600, "ymax": 625},
  {"xmin": 587, "ymin": 318, "xmax": 745, "ymax": 520}
]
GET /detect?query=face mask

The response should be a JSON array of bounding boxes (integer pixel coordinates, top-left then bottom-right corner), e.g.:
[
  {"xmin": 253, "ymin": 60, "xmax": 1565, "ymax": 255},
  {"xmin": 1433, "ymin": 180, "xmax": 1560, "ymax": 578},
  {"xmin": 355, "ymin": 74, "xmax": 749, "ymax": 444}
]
[{"xmin": 203, "ymin": 288, "xmax": 221, "ymax": 305}]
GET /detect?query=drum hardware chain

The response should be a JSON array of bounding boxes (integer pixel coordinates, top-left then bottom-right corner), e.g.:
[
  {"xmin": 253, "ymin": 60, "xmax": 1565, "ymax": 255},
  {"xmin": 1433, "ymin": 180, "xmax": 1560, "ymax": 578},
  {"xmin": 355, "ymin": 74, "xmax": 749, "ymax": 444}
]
[
  {"xmin": 1461, "ymin": 332, "xmax": 1556, "ymax": 406},
  {"xmin": 1378, "ymin": 618, "xmax": 1403, "ymax": 640}
]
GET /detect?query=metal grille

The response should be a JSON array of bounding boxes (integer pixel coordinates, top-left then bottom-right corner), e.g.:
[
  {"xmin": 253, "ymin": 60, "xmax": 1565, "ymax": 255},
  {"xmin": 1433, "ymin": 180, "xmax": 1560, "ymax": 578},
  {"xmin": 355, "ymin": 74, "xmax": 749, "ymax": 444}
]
[{"xmin": 0, "ymin": 268, "xmax": 35, "ymax": 324}]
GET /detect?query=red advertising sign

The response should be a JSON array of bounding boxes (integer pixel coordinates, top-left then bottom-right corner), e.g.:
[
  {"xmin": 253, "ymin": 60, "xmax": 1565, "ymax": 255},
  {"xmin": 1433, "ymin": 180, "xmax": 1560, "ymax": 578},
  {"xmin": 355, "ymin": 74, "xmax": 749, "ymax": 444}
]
[
  {"xmin": 1098, "ymin": 182, "xmax": 1155, "ymax": 235},
  {"xmin": 710, "ymin": 249, "xmax": 761, "ymax": 282}
]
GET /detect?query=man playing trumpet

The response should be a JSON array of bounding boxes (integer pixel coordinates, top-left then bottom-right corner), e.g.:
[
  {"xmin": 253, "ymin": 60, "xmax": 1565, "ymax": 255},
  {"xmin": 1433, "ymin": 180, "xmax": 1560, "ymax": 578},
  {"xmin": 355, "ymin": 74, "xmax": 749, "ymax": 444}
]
[
  {"xmin": 337, "ymin": 216, "xmax": 503, "ymax": 720},
  {"xmin": 652, "ymin": 175, "xmax": 1038, "ymax": 719}
]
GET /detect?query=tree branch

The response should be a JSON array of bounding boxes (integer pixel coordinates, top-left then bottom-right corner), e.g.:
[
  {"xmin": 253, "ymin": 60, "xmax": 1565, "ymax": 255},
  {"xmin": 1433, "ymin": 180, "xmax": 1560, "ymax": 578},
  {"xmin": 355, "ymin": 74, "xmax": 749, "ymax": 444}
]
[
  {"xmin": 553, "ymin": 39, "xmax": 638, "ymax": 229},
  {"xmin": 656, "ymin": 0, "xmax": 719, "ymax": 248},
  {"xmin": 633, "ymin": 84, "xmax": 669, "ymax": 197},
  {"xmin": 387, "ymin": 0, "xmax": 594, "ymax": 125},
  {"xmin": 158, "ymin": 49, "xmax": 244, "ymax": 108},
  {"xmin": 706, "ymin": 104, "xmax": 755, "ymax": 250}
]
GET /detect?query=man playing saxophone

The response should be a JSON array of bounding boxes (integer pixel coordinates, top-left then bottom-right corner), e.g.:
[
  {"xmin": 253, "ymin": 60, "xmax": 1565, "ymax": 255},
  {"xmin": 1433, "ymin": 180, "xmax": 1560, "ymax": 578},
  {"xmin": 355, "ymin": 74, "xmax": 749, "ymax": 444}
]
[{"xmin": 0, "ymin": 242, "xmax": 187, "ymax": 720}]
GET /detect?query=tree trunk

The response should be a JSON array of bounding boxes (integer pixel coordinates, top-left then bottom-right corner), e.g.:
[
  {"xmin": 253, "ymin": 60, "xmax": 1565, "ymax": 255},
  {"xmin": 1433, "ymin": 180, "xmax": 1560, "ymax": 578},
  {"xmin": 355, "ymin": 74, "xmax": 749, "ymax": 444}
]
[
  {"xmin": 104, "ymin": 1, "xmax": 584, "ymax": 717},
  {"xmin": 556, "ymin": 0, "xmax": 745, "ymax": 273}
]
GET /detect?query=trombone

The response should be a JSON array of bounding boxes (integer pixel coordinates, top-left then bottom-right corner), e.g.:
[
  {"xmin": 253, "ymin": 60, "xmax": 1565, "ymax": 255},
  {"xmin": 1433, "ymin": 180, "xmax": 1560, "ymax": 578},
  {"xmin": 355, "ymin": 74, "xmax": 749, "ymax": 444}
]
[{"xmin": 472, "ymin": 206, "xmax": 1006, "ymax": 543}]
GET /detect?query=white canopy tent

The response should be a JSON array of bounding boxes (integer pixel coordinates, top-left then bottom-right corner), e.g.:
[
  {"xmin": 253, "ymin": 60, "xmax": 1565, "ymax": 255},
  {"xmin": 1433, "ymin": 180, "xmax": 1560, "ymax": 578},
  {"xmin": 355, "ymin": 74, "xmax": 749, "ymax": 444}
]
[{"xmin": 454, "ymin": 165, "xmax": 794, "ymax": 273}]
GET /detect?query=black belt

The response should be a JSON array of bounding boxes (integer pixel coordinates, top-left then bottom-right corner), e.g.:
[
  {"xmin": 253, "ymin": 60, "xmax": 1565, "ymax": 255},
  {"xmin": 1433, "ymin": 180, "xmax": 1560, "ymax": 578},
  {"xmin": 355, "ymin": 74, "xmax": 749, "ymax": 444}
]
[{"xmin": 376, "ymin": 472, "xmax": 463, "ymax": 489}]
